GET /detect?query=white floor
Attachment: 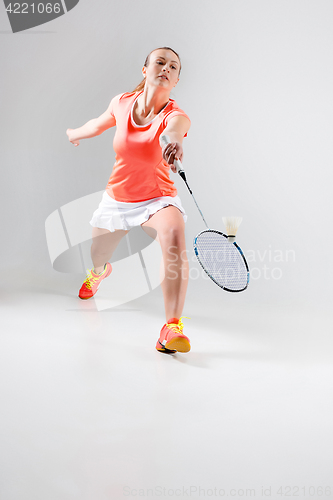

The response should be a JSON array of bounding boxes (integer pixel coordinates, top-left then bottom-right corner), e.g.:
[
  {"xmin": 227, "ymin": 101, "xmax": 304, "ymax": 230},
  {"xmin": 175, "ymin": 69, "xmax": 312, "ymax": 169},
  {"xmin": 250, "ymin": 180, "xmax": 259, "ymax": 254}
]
[{"xmin": 1, "ymin": 269, "xmax": 332, "ymax": 500}]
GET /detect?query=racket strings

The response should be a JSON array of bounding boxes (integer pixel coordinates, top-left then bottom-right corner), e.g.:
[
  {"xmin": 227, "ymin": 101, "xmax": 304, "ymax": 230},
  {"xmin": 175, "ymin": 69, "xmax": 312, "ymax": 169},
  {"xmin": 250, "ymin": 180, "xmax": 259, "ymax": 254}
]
[{"xmin": 194, "ymin": 231, "xmax": 248, "ymax": 291}]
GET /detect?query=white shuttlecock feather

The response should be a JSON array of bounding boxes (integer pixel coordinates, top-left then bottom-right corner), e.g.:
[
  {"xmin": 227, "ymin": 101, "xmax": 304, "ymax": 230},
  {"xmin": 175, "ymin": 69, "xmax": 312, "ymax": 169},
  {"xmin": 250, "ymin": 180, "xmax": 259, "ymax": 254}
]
[{"xmin": 222, "ymin": 216, "xmax": 243, "ymax": 243}]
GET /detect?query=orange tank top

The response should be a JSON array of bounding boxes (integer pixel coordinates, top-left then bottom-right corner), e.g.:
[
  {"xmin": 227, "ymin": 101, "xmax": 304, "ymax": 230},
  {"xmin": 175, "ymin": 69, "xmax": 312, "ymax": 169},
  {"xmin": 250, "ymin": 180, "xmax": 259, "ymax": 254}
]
[{"xmin": 105, "ymin": 91, "xmax": 190, "ymax": 202}]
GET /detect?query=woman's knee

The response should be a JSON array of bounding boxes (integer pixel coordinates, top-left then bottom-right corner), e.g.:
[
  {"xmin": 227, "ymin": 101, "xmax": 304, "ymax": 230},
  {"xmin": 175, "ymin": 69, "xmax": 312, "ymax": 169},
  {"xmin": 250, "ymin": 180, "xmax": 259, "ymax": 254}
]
[{"xmin": 159, "ymin": 226, "xmax": 186, "ymax": 254}]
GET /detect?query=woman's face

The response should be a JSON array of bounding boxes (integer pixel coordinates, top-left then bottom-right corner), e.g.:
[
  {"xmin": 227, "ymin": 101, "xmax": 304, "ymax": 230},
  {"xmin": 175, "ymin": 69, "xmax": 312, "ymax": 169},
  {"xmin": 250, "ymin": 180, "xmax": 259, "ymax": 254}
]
[{"xmin": 142, "ymin": 49, "xmax": 180, "ymax": 90}]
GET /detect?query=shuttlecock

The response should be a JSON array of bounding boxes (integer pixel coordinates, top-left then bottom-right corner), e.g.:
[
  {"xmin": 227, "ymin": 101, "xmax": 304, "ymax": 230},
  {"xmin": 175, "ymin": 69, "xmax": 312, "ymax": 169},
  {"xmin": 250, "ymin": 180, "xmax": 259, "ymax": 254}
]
[{"xmin": 222, "ymin": 216, "xmax": 243, "ymax": 243}]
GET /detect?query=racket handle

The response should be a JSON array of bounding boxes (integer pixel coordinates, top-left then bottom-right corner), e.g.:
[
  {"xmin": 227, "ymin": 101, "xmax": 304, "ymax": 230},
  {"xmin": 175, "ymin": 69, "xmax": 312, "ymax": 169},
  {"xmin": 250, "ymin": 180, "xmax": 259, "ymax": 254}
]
[
  {"xmin": 160, "ymin": 133, "xmax": 192, "ymax": 193},
  {"xmin": 159, "ymin": 134, "xmax": 183, "ymax": 174}
]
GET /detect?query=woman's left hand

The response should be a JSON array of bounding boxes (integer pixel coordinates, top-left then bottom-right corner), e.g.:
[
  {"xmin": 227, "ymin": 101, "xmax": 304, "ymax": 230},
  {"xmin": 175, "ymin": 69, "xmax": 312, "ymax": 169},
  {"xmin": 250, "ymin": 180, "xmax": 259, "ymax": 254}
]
[{"xmin": 162, "ymin": 142, "xmax": 183, "ymax": 173}]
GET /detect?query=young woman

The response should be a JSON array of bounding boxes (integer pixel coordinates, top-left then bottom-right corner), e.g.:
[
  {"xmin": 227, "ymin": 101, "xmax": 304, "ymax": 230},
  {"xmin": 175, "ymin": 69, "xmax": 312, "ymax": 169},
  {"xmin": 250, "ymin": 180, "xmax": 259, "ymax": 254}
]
[{"xmin": 66, "ymin": 47, "xmax": 191, "ymax": 354}]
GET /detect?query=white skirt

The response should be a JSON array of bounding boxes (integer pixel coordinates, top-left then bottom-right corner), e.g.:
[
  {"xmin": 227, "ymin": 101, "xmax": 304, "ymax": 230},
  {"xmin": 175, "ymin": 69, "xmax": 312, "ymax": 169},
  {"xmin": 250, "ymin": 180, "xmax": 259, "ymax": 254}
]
[{"xmin": 89, "ymin": 191, "xmax": 188, "ymax": 232}]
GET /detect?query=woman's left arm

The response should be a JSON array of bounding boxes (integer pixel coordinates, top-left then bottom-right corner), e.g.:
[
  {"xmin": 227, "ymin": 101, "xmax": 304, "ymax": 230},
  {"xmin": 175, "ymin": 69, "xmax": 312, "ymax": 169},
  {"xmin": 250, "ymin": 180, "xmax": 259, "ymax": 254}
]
[{"xmin": 161, "ymin": 115, "xmax": 191, "ymax": 173}]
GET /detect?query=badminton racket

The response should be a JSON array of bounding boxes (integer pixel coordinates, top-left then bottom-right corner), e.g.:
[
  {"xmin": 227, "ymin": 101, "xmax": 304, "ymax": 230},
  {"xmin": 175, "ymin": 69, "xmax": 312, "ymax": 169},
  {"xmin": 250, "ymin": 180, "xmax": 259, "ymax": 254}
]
[{"xmin": 160, "ymin": 135, "xmax": 250, "ymax": 292}]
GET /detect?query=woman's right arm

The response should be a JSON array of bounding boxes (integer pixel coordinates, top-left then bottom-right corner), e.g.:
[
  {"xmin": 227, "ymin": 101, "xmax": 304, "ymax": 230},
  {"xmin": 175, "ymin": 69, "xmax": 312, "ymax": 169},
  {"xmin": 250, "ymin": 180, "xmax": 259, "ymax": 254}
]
[{"xmin": 66, "ymin": 101, "xmax": 116, "ymax": 146}]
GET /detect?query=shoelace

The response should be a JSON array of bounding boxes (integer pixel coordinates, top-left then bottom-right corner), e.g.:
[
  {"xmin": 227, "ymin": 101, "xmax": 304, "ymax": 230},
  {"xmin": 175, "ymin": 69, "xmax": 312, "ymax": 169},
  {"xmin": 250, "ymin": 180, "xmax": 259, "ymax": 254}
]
[
  {"xmin": 166, "ymin": 316, "xmax": 191, "ymax": 335},
  {"xmin": 83, "ymin": 269, "xmax": 101, "ymax": 290}
]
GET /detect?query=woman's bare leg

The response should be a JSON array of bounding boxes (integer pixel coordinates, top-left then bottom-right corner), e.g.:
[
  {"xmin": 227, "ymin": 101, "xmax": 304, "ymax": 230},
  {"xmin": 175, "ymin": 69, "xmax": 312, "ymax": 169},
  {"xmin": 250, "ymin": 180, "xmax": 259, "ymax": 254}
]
[
  {"xmin": 141, "ymin": 206, "xmax": 189, "ymax": 322},
  {"xmin": 91, "ymin": 227, "xmax": 129, "ymax": 274}
]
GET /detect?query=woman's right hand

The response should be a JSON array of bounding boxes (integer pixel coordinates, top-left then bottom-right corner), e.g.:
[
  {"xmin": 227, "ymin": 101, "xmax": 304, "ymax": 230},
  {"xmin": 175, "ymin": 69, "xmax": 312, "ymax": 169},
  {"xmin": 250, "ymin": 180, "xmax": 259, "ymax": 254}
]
[{"xmin": 66, "ymin": 128, "xmax": 80, "ymax": 147}]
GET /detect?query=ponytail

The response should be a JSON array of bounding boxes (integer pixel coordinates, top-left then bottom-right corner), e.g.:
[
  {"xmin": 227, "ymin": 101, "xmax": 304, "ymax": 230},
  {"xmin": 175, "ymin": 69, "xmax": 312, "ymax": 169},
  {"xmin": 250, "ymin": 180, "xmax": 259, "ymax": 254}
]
[{"xmin": 132, "ymin": 78, "xmax": 146, "ymax": 93}]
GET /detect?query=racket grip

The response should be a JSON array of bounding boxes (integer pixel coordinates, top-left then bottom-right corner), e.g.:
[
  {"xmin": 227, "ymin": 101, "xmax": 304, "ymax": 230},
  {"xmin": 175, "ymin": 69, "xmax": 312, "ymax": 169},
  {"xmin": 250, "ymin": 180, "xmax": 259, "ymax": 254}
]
[{"xmin": 159, "ymin": 134, "xmax": 183, "ymax": 173}]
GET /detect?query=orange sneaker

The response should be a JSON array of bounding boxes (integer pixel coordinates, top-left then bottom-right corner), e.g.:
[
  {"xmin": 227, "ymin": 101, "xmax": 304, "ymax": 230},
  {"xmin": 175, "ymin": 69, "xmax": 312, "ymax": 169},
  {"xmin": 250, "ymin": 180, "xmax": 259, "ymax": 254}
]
[
  {"xmin": 78, "ymin": 263, "xmax": 112, "ymax": 300},
  {"xmin": 156, "ymin": 316, "xmax": 191, "ymax": 354}
]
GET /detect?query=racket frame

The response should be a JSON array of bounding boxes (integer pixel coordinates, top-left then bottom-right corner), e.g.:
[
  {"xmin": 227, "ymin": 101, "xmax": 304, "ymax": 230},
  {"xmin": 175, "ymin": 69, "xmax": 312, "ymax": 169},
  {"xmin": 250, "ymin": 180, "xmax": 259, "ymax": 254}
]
[{"xmin": 193, "ymin": 229, "xmax": 250, "ymax": 293}]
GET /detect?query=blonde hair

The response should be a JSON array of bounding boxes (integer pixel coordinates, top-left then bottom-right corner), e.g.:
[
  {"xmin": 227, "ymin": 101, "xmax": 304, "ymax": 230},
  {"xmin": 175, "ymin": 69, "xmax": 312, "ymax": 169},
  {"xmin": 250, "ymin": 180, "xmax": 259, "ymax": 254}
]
[{"xmin": 131, "ymin": 47, "xmax": 181, "ymax": 93}]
